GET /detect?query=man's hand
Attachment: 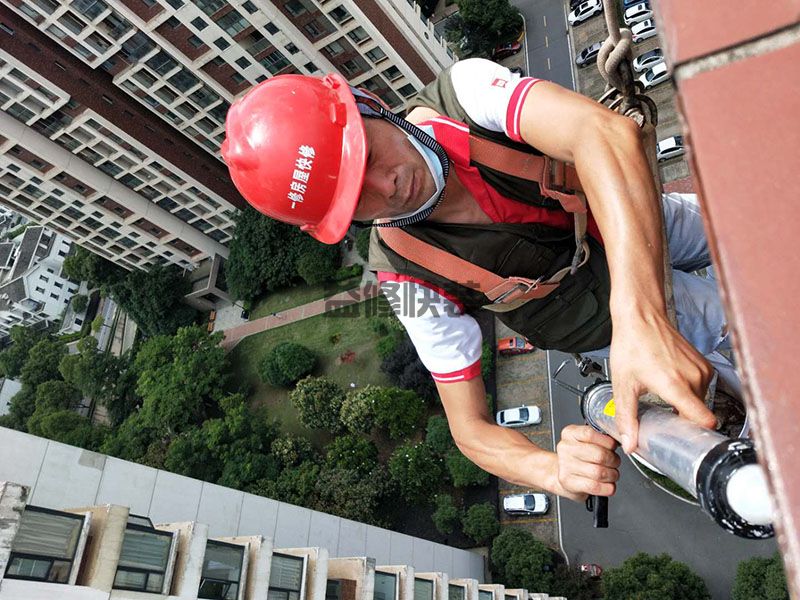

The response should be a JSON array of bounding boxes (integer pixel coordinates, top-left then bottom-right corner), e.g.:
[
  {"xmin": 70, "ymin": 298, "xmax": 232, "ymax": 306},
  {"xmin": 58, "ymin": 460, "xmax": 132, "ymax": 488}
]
[
  {"xmin": 610, "ymin": 309, "xmax": 716, "ymax": 454},
  {"xmin": 554, "ymin": 424, "xmax": 621, "ymax": 502}
]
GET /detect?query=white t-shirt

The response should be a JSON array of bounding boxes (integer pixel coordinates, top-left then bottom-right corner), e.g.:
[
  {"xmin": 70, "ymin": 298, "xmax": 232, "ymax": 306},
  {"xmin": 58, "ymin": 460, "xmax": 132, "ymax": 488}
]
[{"xmin": 379, "ymin": 59, "xmax": 544, "ymax": 383}]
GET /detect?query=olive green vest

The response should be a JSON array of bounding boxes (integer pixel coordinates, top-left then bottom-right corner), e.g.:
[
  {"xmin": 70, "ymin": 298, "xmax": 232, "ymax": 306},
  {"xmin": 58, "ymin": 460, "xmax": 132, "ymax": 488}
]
[{"xmin": 368, "ymin": 67, "xmax": 612, "ymax": 353}]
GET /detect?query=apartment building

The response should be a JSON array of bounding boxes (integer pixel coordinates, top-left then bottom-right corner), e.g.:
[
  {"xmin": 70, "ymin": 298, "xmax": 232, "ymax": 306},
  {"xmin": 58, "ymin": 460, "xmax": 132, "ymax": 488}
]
[
  {"xmin": 0, "ymin": 224, "xmax": 86, "ymax": 337},
  {"xmin": 0, "ymin": 426, "xmax": 501, "ymax": 600},
  {"xmin": 0, "ymin": 0, "xmax": 454, "ymax": 310}
]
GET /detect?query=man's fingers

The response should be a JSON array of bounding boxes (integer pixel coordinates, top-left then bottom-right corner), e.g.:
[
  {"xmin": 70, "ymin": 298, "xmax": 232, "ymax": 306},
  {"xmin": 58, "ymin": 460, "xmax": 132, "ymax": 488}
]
[
  {"xmin": 674, "ymin": 392, "xmax": 717, "ymax": 429},
  {"xmin": 565, "ymin": 439, "xmax": 621, "ymax": 469},
  {"xmin": 612, "ymin": 384, "xmax": 640, "ymax": 454},
  {"xmin": 562, "ymin": 475, "xmax": 616, "ymax": 498},
  {"xmin": 567, "ymin": 425, "xmax": 618, "ymax": 451}
]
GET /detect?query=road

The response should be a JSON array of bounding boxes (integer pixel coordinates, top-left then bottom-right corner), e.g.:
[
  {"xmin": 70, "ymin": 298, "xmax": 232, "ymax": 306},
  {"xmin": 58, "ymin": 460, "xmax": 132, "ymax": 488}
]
[
  {"xmin": 547, "ymin": 350, "xmax": 778, "ymax": 600},
  {"xmin": 512, "ymin": 0, "xmax": 574, "ymax": 89}
]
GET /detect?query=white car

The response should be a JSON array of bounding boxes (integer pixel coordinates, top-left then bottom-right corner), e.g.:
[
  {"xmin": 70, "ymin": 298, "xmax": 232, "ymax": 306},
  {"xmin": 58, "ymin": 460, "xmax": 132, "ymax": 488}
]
[
  {"xmin": 631, "ymin": 19, "xmax": 658, "ymax": 43},
  {"xmin": 624, "ymin": 2, "xmax": 653, "ymax": 25},
  {"xmin": 656, "ymin": 135, "xmax": 685, "ymax": 162},
  {"xmin": 568, "ymin": 0, "xmax": 603, "ymax": 26},
  {"xmin": 496, "ymin": 405, "xmax": 542, "ymax": 428},
  {"xmin": 503, "ymin": 493, "xmax": 550, "ymax": 516},
  {"xmin": 637, "ymin": 61, "xmax": 670, "ymax": 90},
  {"xmin": 633, "ymin": 48, "xmax": 664, "ymax": 72}
]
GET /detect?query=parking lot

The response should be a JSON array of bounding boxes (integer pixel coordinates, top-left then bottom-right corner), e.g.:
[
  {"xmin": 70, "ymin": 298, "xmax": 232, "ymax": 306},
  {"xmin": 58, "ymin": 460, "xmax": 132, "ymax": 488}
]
[{"xmin": 567, "ymin": 1, "xmax": 690, "ymax": 183}]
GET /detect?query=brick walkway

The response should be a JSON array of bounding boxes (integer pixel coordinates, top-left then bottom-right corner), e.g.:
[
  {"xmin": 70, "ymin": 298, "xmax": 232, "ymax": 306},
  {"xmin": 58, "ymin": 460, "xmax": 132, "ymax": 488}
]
[{"xmin": 220, "ymin": 283, "xmax": 380, "ymax": 351}]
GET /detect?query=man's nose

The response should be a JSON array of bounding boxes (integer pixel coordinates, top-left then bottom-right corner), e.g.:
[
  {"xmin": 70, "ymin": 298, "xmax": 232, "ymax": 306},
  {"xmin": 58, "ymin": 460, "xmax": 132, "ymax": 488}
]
[{"xmin": 362, "ymin": 167, "xmax": 396, "ymax": 200}]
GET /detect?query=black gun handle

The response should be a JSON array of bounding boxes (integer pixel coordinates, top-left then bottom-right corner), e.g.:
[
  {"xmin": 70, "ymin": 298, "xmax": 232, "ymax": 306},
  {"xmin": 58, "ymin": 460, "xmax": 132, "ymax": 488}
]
[{"xmin": 586, "ymin": 494, "xmax": 609, "ymax": 528}]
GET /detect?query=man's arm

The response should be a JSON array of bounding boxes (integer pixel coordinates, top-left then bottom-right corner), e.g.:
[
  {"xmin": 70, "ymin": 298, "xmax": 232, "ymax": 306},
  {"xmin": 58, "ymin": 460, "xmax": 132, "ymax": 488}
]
[
  {"xmin": 438, "ymin": 376, "xmax": 620, "ymax": 502},
  {"xmin": 517, "ymin": 82, "xmax": 716, "ymax": 452}
]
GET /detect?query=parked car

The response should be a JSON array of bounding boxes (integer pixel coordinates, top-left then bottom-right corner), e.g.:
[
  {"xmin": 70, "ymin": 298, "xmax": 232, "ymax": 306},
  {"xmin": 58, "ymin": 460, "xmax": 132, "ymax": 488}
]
[
  {"xmin": 623, "ymin": 0, "xmax": 642, "ymax": 6},
  {"xmin": 575, "ymin": 41, "xmax": 603, "ymax": 68},
  {"xmin": 637, "ymin": 60, "xmax": 670, "ymax": 89},
  {"xmin": 624, "ymin": 2, "xmax": 653, "ymax": 25},
  {"xmin": 569, "ymin": 0, "xmax": 584, "ymax": 9},
  {"xmin": 503, "ymin": 493, "xmax": 550, "ymax": 516},
  {"xmin": 580, "ymin": 563, "xmax": 603, "ymax": 578},
  {"xmin": 497, "ymin": 336, "xmax": 535, "ymax": 356},
  {"xmin": 631, "ymin": 19, "xmax": 658, "ymax": 43},
  {"xmin": 496, "ymin": 405, "xmax": 542, "ymax": 428},
  {"xmin": 568, "ymin": 0, "xmax": 603, "ymax": 26},
  {"xmin": 656, "ymin": 135, "xmax": 685, "ymax": 162},
  {"xmin": 492, "ymin": 41, "xmax": 522, "ymax": 61},
  {"xmin": 633, "ymin": 47, "xmax": 664, "ymax": 72}
]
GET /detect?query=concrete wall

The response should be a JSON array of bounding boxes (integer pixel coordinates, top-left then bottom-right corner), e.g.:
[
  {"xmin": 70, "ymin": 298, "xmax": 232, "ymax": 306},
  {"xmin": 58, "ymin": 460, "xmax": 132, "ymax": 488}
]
[
  {"xmin": 376, "ymin": 565, "xmax": 413, "ymax": 600},
  {"xmin": 158, "ymin": 522, "xmax": 207, "ymax": 598},
  {"xmin": 64, "ymin": 505, "xmax": 128, "ymax": 592},
  {"xmin": 0, "ymin": 482, "xmax": 26, "ymax": 582},
  {"xmin": 277, "ymin": 548, "xmax": 327, "ymax": 600},
  {"xmin": 216, "ymin": 535, "xmax": 271, "ymax": 600},
  {"xmin": 477, "ymin": 584, "xmax": 504, "ymax": 600},
  {"xmin": 0, "ymin": 428, "xmax": 484, "ymax": 579},
  {"xmin": 449, "ymin": 579, "xmax": 478, "ymax": 600},
  {"xmin": 0, "ymin": 580, "xmax": 108, "ymax": 599},
  {"xmin": 327, "ymin": 557, "xmax": 375, "ymax": 600}
]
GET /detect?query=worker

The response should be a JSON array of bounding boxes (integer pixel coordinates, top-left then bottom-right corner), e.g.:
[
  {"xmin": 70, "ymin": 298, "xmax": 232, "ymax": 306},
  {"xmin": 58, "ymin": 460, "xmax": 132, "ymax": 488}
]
[{"xmin": 222, "ymin": 59, "xmax": 727, "ymax": 503}]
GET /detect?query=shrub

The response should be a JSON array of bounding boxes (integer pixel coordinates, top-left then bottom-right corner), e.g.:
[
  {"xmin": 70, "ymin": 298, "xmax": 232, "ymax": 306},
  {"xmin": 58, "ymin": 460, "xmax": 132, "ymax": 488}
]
[
  {"xmin": 732, "ymin": 552, "xmax": 788, "ymax": 600},
  {"xmin": 602, "ymin": 552, "xmax": 711, "ymax": 600},
  {"xmin": 289, "ymin": 376, "xmax": 346, "ymax": 433},
  {"xmin": 91, "ymin": 315, "xmax": 104, "ymax": 334},
  {"xmin": 376, "ymin": 334, "xmax": 400, "ymax": 359},
  {"xmin": 71, "ymin": 294, "xmax": 89, "ymax": 313},
  {"xmin": 340, "ymin": 385, "xmax": 377, "ymax": 433},
  {"xmin": 325, "ymin": 434, "xmax": 378, "ymax": 476},
  {"xmin": 481, "ymin": 340, "xmax": 495, "ymax": 381},
  {"xmin": 369, "ymin": 317, "xmax": 389, "ymax": 337},
  {"xmin": 432, "ymin": 494, "xmax": 461, "ymax": 535},
  {"xmin": 491, "ymin": 528, "xmax": 557, "ymax": 592},
  {"xmin": 355, "ymin": 227, "xmax": 371, "ymax": 261},
  {"xmin": 373, "ymin": 387, "xmax": 426, "ymax": 439},
  {"xmin": 259, "ymin": 342, "xmax": 316, "ymax": 387},
  {"xmin": 296, "ymin": 243, "xmax": 340, "ymax": 285},
  {"xmin": 388, "ymin": 442, "xmax": 443, "ymax": 503},
  {"xmin": 333, "ymin": 264, "xmax": 363, "ymax": 281},
  {"xmin": 426, "ymin": 415, "xmax": 454, "ymax": 455},
  {"xmin": 462, "ymin": 502, "xmax": 499, "ymax": 544},
  {"xmin": 270, "ymin": 434, "xmax": 314, "ymax": 469},
  {"xmin": 381, "ymin": 336, "xmax": 437, "ymax": 401},
  {"xmin": 446, "ymin": 448, "xmax": 490, "ymax": 487}
]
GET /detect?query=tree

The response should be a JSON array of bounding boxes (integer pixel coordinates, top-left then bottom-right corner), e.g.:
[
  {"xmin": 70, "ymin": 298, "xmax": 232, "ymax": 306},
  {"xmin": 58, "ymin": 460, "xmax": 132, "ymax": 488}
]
[
  {"xmin": 62, "ymin": 245, "xmax": 124, "ymax": 288},
  {"xmin": 20, "ymin": 338, "xmax": 67, "ymax": 389},
  {"xmin": 446, "ymin": 448, "xmax": 490, "ymax": 487},
  {"xmin": 340, "ymin": 385, "xmax": 378, "ymax": 433},
  {"xmin": 27, "ymin": 410, "xmax": 106, "ymax": 450},
  {"xmin": 355, "ymin": 227, "xmax": 371, "ymax": 262},
  {"xmin": 388, "ymin": 442, "xmax": 443, "ymax": 503},
  {"xmin": 491, "ymin": 528, "xmax": 556, "ymax": 592},
  {"xmin": 732, "ymin": 553, "xmax": 788, "ymax": 600},
  {"xmin": 426, "ymin": 415, "xmax": 455, "ymax": 455},
  {"xmin": 295, "ymin": 242, "xmax": 340, "ymax": 285},
  {"xmin": 0, "ymin": 326, "xmax": 45, "ymax": 378},
  {"xmin": 101, "ymin": 411, "xmax": 160, "ymax": 462},
  {"xmin": 32, "ymin": 380, "xmax": 80, "ymax": 412},
  {"xmin": 71, "ymin": 294, "xmax": 89, "ymax": 313},
  {"xmin": 270, "ymin": 434, "xmax": 315, "ymax": 469},
  {"xmin": 314, "ymin": 465, "xmax": 389, "ymax": 525},
  {"xmin": 432, "ymin": 494, "xmax": 461, "ymax": 535},
  {"xmin": 381, "ymin": 336, "xmax": 437, "ymax": 401},
  {"xmin": 1, "ymin": 385, "xmax": 36, "ymax": 430},
  {"xmin": 372, "ymin": 386, "xmax": 426, "ymax": 440},
  {"xmin": 251, "ymin": 459, "xmax": 321, "ymax": 506},
  {"xmin": 134, "ymin": 326, "xmax": 227, "ymax": 434},
  {"xmin": 110, "ymin": 264, "xmax": 197, "ymax": 337},
  {"xmin": 446, "ymin": 0, "xmax": 522, "ymax": 57},
  {"xmin": 259, "ymin": 342, "xmax": 316, "ymax": 388},
  {"xmin": 289, "ymin": 376, "xmax": 346, "ymax": 433},
  {"xmin": 164, "ymin": 427, "xmax": 223, "ymax": 482},
  {"xmin": 463, "ymin": 502, "xmax": 499, "ymax": 544},
  {"xmin": 325, "ymin": 434, "xmax": 378, "ymax": 476},
  {"xmin": 602, "ymin": 552, "xmax": 711, "ymax": 600}
]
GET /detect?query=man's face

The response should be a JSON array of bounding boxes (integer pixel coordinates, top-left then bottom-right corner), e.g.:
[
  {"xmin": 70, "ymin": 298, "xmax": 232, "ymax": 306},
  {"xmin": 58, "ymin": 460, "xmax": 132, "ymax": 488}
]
[{"xmin": 352, "ymin": 117, "xmax": 437, "ymax": 221}]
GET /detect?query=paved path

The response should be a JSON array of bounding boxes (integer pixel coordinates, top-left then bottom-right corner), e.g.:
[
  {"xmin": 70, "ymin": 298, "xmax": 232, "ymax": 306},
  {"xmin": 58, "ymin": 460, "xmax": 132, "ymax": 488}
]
[{"xmin": 220, "ymin": 283, "xmax": 381, "ymax": 351}]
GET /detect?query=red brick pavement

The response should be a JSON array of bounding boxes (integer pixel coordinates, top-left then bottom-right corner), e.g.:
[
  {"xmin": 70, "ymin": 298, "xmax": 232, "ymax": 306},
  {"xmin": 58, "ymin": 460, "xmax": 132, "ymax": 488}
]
[{"xmin": 221, "ymin": 283, "xmax": 381, "ymax": 351}]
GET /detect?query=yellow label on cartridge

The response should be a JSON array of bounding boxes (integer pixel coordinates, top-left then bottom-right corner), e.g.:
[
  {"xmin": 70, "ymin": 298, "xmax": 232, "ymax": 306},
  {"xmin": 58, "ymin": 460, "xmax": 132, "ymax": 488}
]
[{"xmin": 603, "ymin": 398, "xmax": 616, "ymax": 417}]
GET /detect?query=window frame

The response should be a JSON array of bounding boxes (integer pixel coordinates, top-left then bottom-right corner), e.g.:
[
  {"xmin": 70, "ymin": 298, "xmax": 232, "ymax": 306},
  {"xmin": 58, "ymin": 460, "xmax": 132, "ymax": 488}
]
[
  {"xmin": 112, "ymin": 518, "xmax": 174, "ymax": 594},
  {"xmin": 198, "ymin": 539, "xmax": 246, "ymax": 600}
]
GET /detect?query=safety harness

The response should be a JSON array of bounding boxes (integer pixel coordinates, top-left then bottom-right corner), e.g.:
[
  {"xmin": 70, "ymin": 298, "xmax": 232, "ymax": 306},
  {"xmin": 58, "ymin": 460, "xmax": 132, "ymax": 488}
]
[{"xmin": 377, "ymin": 134, "xmax": 590, "ymax": 312}]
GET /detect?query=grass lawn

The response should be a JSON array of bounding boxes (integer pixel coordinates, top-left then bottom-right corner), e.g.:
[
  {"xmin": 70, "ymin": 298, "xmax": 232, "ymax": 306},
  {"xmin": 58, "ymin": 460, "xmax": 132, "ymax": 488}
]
[
  {"xmin": 249, "ymin": 275, "xmax": 363, "ymax": 320},
  {"xmin": 227, "ymin": 298, "xmax": 393, "ymax": 446}
]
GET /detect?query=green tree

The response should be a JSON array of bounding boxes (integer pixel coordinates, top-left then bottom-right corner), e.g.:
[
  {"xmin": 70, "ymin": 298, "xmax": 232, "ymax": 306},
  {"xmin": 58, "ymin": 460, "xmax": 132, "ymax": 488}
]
[
  {"xmin": 270, "ymin": 434, "xmax": 315, "ymax": 469},
  {"xmin": 732, "ymin": 553, "xmax": 788, "ymax": 600},
  {"xmin": 27, "ymin": 410, "xmax": 107, "ymax": 450},
  {"xmin": 20, "ymin": 338, "xmax": 67, "ymax": 389},
  {"xmin": 71, "ymin": 294, "xmax": 89, "ymax": 313},
  {"xmin": 325, "ymin": 434, "xmax": 378, "ymax": 476},
  {"xmin": 314, "ymin": 465, "xmax": 389, "ymax": 525},
  {"xmin": 259, "ymin": 342, "xmax": 316, "ymax": 388},
  {"xmin": 0, "ymin": 326, "xmax": 45, "ymax": 378},
  {"xmin": 340, "ymin": 385, "xmax": 378, "ymax": 433},
  {"xmin": 491, "ymin": 528, "xmax": 556, "ymax": 592},
  {"xmin": 446, "ymin": 448, "xmax": 490, "ymax": 487},
  {"xmin": 388, "ymin": 442, "xmax": 443, "ymax": 503},
  {"xmin": 101, "ymin": 411, "xmax": 160, "ymax": 462},
  {"xmin": 289, "ymin": 376, "xmax": 346, "ymax": 433},
  {"xmin": 373, "ymin": 386, "xmax": 426, "ymax": 439},
  {"xmin": 355, "ymin": 227, "xmax": 372, "ymax": 262},
  {"xmin": 134, "ymin": 326, "xmax": 227, "ymax": 434},
  {"xmin": 426, "ymin": 415, "xmax": 455, "ymax": 455},
  {"xmin": 32, "ymin": 380, "xmax": 80, "ymax": 412},
  {"xmin": 295, "ymin": 242, "xmax": 340, "ymax": 285},
  {"xmin": 110, "ymin": 264, "xmax": 197, "ymax": 337},
  {"xmin": 602, "ymin": 552, "xmax": 711, "ymax": 600},
  {"xmin": 1, "ymin": 385, "xmax": 37, "ymax": 430},
  {"xmin": 251, "ymin": 459, "xmax": 321, "ymax": 506},
  {"xmin": 432, "ymin": 494, "xmax": 461, "ymax": 535},
  {"xmin": 62, "ymin": 245, "xmax": 124, "ymax": 288},
  {"xmin": 446, "ymin": 0, "xmax": 522, "ymax": 57},
  {"xmin": 164, "ymin": 427, "xmax": 222, "ymax": 482},
  {"xmin": 462, "ymin": 502, "xmax": 499, "ymax": 544}
]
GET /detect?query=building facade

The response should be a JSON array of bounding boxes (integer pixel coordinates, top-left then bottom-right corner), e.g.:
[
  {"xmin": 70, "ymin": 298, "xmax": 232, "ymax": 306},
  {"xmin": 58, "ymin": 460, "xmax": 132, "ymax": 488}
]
[{"xmin": 0, "ymin": 0, "xmax": 454, "ymax": 309}]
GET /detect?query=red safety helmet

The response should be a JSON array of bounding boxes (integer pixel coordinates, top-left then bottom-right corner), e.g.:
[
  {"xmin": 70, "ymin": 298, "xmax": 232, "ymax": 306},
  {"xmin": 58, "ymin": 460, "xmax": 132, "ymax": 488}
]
[{"xmin": 221, "ymin": 73, "xmax": 366, "ymax": 244}]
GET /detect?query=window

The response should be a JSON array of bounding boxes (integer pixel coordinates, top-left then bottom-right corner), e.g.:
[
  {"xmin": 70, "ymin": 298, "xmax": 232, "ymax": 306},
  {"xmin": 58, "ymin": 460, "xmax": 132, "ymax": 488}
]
[
  {"xmin": 235, "ymin": 56, "xmax": 251, "ymax": 68},
  {"xmin": 214, "ymin": 37, "xmax": 231, "ymax": 50},
  {"xmin": 191, "ymin": 16, "xmax": 208, "ymax": 31},
  {"xmin": 50, "ymin": 293, "xmax": 59, "ymax": 299},
  {"xmin": 4, "ymin": 506, "xmax": 85, "ymax": 584},
  {"xmin": 165, "ymin": 16, "xmax": 181, "ymax": 28},
  {"xmin": 284, "ymin": 0, "xmax": 307, "ymax": 17},
  {"xmin": 414, "ymin": 580, "xmax": 434, "ymax": 600},
  {"xmin": 478, "ymin": 592, "xmax": 493, "ymax": 600},
  {"xmin": 113, "ymin": 516, "xmax": 173, "ymax": 593},
  {"xmin": 217, "ymin": 11, "xmax": 248, "ymax": 36},
  {"xmin": 265, "ymin": 21, "xmax": 278, "ymax": 35},
  {"xmin": 303, "ymin": 20, "xmax": 323, "ymax": 38},
  {"xmin": 231, "ymin": 73, "xmax": 245, "ymax": 85},
  {"xmin": 259, "ymin": 50, "xmax": 290, "ymax": 75},
  {"xmin": 448, "ymin": 585, "xmax": 465, "ymax": 600},
  {"xmin": 198, "ymin": 541, "xmax": 244, "ymax": 599},
  {"xmin": 188, "ymin": 34, "xmax": 205, "ymax": 48},
  {"xmin": 347, "ymin": 26, "xmax": 369, "ymax": 44},
  {"xmin": 398, "ymin": 83, "xmax": 416, "ymax": 98},
  {"xmin": 284, "ymin": 43, "xmax": 298, "ymax": 55},
  {"xmin": 242, "ymin": 0, "xmax": 257, "ymax": 13},
  {"xmin": 328, "ymin": 6, "xmax": 351, "ymax": 24},
  {"xmin": 35, "ymin": 286, "xmax": 45, "ymax": 293},
  {"xmin": 267, "ymin": 553, "xmax": 305, "ymax": 600},
  {"xmin": 374, "ymin": 572, "xmax": 397, "ymax": 600},
  {"xmin": 383, "ymin": 65, "xmax": 402, "ymax": 81},
  {"xmin": 323, "ymin": 40, "xmax": 345, "ymax": 57},
  {"xmin": 168, "ymin": 68, "xmax": 200, "ymax": 92},
  {"xmin": 365, "ymin": 47, "xmax": 386, "ymax": 63}
]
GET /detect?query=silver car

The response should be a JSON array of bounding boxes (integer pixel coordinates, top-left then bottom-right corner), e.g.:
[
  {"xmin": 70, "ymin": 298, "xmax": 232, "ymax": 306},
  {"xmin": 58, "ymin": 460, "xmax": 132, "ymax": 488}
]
[
  {"xmin": 503, "ymin": 493, "xmax": 550, "ymax": 516},
  {"xmin": 576, "ymin": 42, "xmax": 603, "ymax": 68},
  {"xmin": 631, "ymin": 19, "xmax": 658, "ymax": 43},
  {"xmin": 624, "ymin": 2, "xmax": 653, "ymax": 26},
  {"xmin": 633, "ymin": 48, "xmax": 664, "ymax": 72},
  {"xmin": 496, "ymin": 405, "xmax": 542, "ymax": 428},
  {"xmin": 637, "ymin": 61, "xmax": 670, "ymax": 90}
]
